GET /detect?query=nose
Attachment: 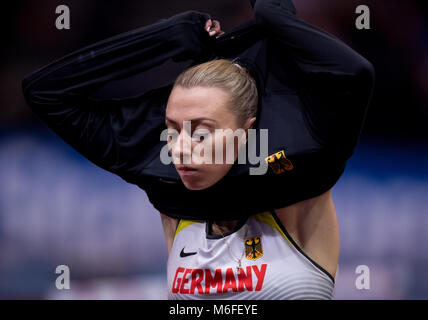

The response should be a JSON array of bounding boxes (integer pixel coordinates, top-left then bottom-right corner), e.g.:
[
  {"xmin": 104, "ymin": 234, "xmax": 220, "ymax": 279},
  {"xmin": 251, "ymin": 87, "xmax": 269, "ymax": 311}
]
[{"xmin": 170, "ymin": 130, "xmax": 192, "ymax": 165}]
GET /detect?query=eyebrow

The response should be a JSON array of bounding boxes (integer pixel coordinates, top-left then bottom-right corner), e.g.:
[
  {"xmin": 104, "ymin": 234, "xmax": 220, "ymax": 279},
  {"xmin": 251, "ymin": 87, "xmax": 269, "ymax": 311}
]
[{"xmin": 165, "ymin": 117, "xmax": 217, "ymax": 126}]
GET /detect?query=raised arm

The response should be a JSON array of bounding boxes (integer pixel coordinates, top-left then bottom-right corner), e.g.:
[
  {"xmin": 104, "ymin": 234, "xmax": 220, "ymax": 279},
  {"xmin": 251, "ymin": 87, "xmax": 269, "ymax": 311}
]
[
  {"xmin": 252, "ymin": 0, "xmax": 375, "ymax": 158},
  {"xmin": 22, "ymin": 10, "xmax": 215, "ymax": 183},
  {"xmin": 253, "ymin": 0, "xmax": 373, "ymax": 76}
]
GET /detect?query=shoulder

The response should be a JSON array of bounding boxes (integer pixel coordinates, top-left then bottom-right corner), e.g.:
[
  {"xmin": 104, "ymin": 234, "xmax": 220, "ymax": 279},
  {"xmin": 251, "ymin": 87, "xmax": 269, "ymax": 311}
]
[
  {"xmin": 273, "ymin": 188, "xmax": 340, "ymax": 278},
  {"xmin": 275, "ymin": 188, "xmax": 333, "ymax": 225},
  {"xmin": 160, "ymin": 213, "xmax": 179, "ymax": 254}
]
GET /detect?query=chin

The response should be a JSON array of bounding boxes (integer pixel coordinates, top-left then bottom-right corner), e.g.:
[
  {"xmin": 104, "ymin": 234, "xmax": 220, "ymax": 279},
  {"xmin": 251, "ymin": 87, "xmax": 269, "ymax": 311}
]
[
  {"xmin": 182, "ymin": 180, "xmax": 209, "ymax": 191},
  {"xmin": 181, "ymin": 177, "xmax": 216, "ymax": 191}
]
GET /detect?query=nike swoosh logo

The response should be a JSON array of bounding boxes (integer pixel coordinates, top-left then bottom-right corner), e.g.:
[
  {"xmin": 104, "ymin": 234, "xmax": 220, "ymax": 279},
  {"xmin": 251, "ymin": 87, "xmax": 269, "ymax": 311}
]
[{"xmin": 180, "ymin": 247, "xmax": 197, "ymax": 258}]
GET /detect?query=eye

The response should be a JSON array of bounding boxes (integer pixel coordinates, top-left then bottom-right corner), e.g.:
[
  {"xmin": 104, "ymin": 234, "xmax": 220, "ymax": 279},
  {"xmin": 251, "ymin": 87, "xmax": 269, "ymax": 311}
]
[
  {"xmin": 166, "ymin": 128, "xmax": 179, "ymax": 142},
  {"xmin": 192, "ymin": 128, "xmax": 211, "ymax": 142}
]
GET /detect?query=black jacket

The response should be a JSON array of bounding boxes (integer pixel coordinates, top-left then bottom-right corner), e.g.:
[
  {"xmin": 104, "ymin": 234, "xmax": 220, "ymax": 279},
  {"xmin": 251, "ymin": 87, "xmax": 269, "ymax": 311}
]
[{"xmin": 22, "ymin": 0, "xmax": 375, "ymax": 220}]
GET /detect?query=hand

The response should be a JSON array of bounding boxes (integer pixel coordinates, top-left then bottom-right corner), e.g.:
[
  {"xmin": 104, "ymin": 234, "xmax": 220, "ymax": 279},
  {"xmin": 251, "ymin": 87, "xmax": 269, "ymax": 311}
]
[{"xmin": 205, "ymin": 18, "xmax": 225, "ymax": 39}]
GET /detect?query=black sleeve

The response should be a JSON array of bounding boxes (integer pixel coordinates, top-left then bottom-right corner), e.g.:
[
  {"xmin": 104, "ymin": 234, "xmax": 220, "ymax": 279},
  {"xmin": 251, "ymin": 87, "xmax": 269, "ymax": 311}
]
[
  {"xmin": 253, "ymin": 0, "xmax": 375, "ymax": 158},
  {"xmin": 22, "ymin": 10, "xmax": 215, "ymax": 183}
]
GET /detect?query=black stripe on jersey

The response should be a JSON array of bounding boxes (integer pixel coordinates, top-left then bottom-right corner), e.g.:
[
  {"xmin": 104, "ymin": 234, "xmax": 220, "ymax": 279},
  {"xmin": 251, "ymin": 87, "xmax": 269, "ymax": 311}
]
[
  {"xmin": 175, "ymin": 218, "xmax": 181, "ymax": 234},
  {"xmin": 270, "ymin": 209, "xmax": 335, "ymax": 284}
]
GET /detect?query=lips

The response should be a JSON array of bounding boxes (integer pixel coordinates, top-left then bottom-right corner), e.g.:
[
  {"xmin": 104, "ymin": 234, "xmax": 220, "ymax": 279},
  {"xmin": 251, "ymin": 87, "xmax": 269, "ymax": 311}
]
[{"xmin": 177, "ymin": 166, "xmax": 198, "ymax": 176}]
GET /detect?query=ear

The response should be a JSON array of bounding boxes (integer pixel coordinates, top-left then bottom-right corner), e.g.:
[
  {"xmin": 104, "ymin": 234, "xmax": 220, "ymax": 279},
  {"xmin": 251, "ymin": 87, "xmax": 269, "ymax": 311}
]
[
  {"xmin": 245, "ymin": 117, "xmax": 257, "ymax": 130},
  {"xmin": 242, "ymin": 117, "xmax": 257, "ymax": 143}
]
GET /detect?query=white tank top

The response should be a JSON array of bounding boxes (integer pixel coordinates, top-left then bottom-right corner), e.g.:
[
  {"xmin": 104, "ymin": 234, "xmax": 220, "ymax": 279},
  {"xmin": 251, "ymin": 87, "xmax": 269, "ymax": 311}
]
[{"xmin": 167, "ymin": 210, "xmax": 335, "ymax": 299}]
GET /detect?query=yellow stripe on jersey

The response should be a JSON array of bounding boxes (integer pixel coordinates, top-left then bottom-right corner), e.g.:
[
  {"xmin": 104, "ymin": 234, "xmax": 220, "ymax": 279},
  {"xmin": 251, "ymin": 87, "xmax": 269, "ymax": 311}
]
[
  {"xmin": 174, "ymin": 219, "xmax": 202, "ymax": 239},
  {"xmin": 252, "ymin": 211, "xmax": 294, "ymax": 246}
]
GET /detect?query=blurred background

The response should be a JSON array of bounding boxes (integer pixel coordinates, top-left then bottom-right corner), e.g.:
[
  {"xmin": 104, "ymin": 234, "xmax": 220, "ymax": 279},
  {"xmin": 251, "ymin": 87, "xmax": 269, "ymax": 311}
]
[{"xmin": 1, "ymin": 0, "xmax": 427, "ymax": 299}]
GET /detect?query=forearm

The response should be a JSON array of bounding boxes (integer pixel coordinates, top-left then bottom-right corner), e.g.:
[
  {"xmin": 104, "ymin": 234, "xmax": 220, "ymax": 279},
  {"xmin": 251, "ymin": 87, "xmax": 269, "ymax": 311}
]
[
  {"xmin": 253, "ymin": 0, "xmax": 373, "ymax": 76},
  {"xmin": 22, "ymin": 10, "xmax": 215, "ymax": 107},
  {"xmin": 20, "ymin": 11, "xmax": 215, "ymax": 181}
]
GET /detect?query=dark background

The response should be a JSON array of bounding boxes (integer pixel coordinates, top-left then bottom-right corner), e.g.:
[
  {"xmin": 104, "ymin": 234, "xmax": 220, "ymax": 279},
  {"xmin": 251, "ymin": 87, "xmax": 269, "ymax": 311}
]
[{"xmin": 1, "ymin": 0, "xmax": 427, "ymax": 299}]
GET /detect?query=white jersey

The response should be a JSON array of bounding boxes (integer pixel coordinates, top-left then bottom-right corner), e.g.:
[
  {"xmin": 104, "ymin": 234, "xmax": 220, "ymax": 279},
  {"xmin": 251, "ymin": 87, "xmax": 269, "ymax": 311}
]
[{"xmin": 167, "ymin": 210, "xmax": 335, "ymax": 300}]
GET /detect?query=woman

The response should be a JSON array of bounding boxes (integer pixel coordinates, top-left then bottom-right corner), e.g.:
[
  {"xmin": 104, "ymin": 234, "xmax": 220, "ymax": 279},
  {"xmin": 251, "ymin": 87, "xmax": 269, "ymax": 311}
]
[
  {"xmin": 22, "ymin": 0, "xmax": 374, "ymax": 299},
  {"xmin": 163, "ymin": 58, "xmax": 339, "ymax": 299}
]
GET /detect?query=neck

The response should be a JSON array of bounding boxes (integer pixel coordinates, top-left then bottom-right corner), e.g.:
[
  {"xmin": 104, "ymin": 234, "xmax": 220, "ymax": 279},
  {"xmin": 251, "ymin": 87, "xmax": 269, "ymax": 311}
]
[{"xmin": 210, "ymin": 220, "xmax": 240, "ymax": 236}]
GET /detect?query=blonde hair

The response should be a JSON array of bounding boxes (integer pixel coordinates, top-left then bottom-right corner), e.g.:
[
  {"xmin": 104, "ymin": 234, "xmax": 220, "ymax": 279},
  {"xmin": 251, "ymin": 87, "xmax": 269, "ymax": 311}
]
[{"xmin": 173, "ymin": 59, "xmax": 258, "ymax": 125}]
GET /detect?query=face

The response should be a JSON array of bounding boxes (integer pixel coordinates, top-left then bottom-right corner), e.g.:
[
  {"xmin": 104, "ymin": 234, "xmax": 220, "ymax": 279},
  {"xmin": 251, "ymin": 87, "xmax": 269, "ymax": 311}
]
[{"xmin": 165, "ymin": 86, "xmax": 255, "ymax": 190}]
